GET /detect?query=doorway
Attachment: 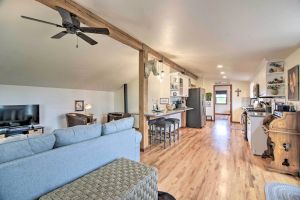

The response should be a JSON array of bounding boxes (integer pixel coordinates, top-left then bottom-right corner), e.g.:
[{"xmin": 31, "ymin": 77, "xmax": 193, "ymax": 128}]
[{"xmin": 213, "ymin": 85, "xmax": 232, "ymax": 122}]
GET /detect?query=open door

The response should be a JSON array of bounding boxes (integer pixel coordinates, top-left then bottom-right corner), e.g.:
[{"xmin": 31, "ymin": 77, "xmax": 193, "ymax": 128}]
[{"xmin": 213, "ymin": 85, "xmax": 232, "ymax": 122}]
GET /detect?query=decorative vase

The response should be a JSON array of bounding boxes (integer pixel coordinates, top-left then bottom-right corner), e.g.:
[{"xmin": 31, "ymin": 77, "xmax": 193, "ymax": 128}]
[{"xmin": 271, "ymin": 89, "xmax": 279, "ymax": 95}]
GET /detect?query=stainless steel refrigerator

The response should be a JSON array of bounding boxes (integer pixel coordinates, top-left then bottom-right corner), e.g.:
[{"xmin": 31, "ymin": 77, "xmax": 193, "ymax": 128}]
[{"xmin": 186, "ymin": 88, "xmax": 206, "ymax": 128}]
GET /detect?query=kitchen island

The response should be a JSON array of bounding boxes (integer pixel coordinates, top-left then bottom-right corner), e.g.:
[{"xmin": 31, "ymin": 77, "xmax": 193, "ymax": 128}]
[
  {"xmin": 144, "ymin": 107, "xmax": 193, "ymax": 118},
  {"xmin": 145, "ymin": 107, "xmax": 193, "ymax": 128}
]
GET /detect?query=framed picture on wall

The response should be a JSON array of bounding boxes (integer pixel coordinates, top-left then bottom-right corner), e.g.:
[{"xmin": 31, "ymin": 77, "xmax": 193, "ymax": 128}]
[
  {"xmin": 75, "ymin": 100, "xmax": 84, "ymax": 111},
  {"xmin": 160, "ymin": 98, "xmax": 169, "ymax": 104},
  {"xmin": 288, "ymin": 65, "xmax": 299, "ymax": 101}
]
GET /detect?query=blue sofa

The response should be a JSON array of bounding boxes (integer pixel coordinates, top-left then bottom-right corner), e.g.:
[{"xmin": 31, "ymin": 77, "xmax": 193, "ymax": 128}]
[{"xmin": 0, "ymin": 117, "xmax": 142, "ymax": 200}]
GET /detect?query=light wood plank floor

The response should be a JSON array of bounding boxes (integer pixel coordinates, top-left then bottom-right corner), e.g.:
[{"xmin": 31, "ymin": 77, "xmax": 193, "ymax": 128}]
[{"xmin": 141, "ymin": 119, "xmax": 300, "ymax": 200}]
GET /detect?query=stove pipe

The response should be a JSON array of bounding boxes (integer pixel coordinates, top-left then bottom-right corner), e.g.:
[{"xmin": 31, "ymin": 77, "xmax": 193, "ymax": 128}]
[{"xmin": 124, "ymin": 84, "xmax": 128, "ymax": 113}]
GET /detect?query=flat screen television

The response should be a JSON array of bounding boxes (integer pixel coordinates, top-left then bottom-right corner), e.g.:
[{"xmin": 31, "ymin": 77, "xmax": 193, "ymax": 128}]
[{"xmin": 0, "ymin": 105, "xmax": 40, "ymax": 127}]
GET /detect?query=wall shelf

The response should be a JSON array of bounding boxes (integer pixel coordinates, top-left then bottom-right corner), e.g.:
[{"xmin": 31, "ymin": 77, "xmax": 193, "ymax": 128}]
[{"xmin": 266, "ymin": 60, "xmax": 285, "ymax": 97}]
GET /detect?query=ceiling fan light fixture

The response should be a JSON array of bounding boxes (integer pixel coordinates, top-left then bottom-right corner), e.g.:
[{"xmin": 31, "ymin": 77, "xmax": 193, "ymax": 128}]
[{"xmin": 20, "ymin": 7, "xmax": 109, "ymax": 47}]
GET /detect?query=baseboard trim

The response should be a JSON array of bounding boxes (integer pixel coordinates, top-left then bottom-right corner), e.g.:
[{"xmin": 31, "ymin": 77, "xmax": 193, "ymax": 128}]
[{"xmin": 140, "ymin": 146, "xmax": 151, "ymax": 152}]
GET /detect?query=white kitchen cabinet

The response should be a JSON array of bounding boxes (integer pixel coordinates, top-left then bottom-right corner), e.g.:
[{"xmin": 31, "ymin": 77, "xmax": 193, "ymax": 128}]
[
  {"xmin": 182, "ymin": 75, "xmax": 189, "ymax": 97},
  {"xmin": 247, "ymin": 115, "xmax": 268, "ymax": 155},
  {"xmin": 170, "ymin": 72, "xmax": 189, "ymax": 97}
]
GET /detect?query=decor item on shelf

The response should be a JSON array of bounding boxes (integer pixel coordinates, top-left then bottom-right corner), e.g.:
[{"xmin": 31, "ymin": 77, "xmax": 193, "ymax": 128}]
[
  {"xmin": 160, "ymin": 98, "xmax": 169, "ymax": 104},
  {"xmin": 268, "ymin": 76, "xmax": 284, "ymax": 84},
  {"xmin": 267, "ymin": 85, "xmax": 280, "ymax": 95},
  {"xmin": 268, "ymin": 61, "xmax": 284, "ymax": 73},
  {"xmin": 235, "ymin": 88, "xmax": 242, "ymax": 97},
  {"xmin": 288, "ymin": 65, "xmax": 299, "ymax": 101},
  {"xmin": 166, "ymin": 104, "xmax": 173, "ymax": 111},
  {"xmin": 21, "ymin": 8, "xmax": 109, "ymax": 47},
  {"xmin": 75, "ymin": 100, "xmax": 84, "ymax": 111}
]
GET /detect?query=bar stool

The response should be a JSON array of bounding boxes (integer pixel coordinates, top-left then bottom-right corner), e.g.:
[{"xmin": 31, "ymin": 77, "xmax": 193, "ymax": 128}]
[
  {"xmin": 148, "ymin": 118, "xmax": 164, "ymax": 145},
  {"xmin": 165, "ymin": 118, "xmax": 180, "ymax": 142},
  {"xmin": 154, "ymin": 119, "xmax": 172, "ymax": 148}
]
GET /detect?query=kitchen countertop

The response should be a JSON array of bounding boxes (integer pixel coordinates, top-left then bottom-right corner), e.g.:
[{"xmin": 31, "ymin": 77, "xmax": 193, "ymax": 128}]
[
  {"xmin": 144, "ymin": 107, "xmax": 194, "ymax": 118},
  {"xmin": 247, "ymin": 111, "xmax": 272, "ymax": 118}
]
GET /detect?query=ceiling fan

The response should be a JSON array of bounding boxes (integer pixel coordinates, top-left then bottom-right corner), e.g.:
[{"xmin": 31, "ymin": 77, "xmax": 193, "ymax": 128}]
[{"xmin": 21, "ymin": 7, "xmax": 110, "ymax": 46}]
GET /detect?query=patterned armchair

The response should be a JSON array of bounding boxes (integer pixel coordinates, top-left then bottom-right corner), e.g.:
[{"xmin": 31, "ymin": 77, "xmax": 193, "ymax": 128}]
[
  {"xmin": 66, "ymin": 113, "xmax": 93, "ymax": 127},
  {"xmin": 107, "ymin": 112, "xmax": 131, "ymax": 122}
]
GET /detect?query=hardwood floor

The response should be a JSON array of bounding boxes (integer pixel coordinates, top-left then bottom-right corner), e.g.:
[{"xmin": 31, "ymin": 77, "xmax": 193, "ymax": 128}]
[{"xmin": 141, "ymin": 119, "xmax": 300, "ymax": 200}]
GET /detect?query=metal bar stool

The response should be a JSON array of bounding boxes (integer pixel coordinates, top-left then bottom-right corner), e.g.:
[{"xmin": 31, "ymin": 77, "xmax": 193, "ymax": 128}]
[
  {"xmin": 165, "ymin": 118, "xmax": 180, "ymax": 142},
  {"xmin": 154, "ymin": 119, "xmax": 172, "ymax": 148}
]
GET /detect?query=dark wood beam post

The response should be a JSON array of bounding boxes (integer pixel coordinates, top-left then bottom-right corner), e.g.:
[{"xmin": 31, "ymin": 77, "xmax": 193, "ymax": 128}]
[{"xmin": 139, "ymin": 45, "xmax": 149, "ymax": 150}]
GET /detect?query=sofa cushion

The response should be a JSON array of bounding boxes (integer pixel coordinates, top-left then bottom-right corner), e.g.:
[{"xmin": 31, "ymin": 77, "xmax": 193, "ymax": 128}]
[
  {"xmin": 28, "ymin": 133, "xmax": 56, "ymax": 154},
  {"xmin": 0, "ymin": 135, "xmax": 34, "ymax": 164},
  {"xmin": 102, "ymin": 117, "xmax": 134, "ymax": 135},
  {"xmin": 53, "ymin": 124, "xmax": 102, "ymax": 148},
  {"xmin": 0, "ymin": 128, "xmax": 141, "ymax": 200}
]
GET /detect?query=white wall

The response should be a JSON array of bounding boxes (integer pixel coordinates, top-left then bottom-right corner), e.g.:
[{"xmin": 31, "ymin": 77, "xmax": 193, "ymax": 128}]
[
  {"xmin": 203, "ymin": 80, "xmax": 250, "ymax": 122},
  {"xmin": 113, "ymin": 79, "xmax": 139, "ymax": 128},
  {"xmin": 0, "ymin": 84, "xmax": 114, "ymax": 133},
  {"xmin": 114, "ymin": 86, "xmax": 124, "ymax": 112},
  {"xmin": 250, "ymin": 59, "xmax": 268, "ymax": 97},
  {"xmin": 215, "ymin": 85, "xmax": 231, "ymax": 114}
]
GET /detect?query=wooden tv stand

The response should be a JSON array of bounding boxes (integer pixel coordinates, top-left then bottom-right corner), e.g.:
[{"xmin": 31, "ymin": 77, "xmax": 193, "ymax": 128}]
[{"xmin": 0, "ymin": 126, "xmax": 44, "ymax": 138}]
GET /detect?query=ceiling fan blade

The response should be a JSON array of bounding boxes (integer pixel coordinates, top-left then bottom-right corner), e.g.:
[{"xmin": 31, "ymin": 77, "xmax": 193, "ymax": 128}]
[
  {"xmin": 51, "ymin": 31, "xmax": 68, "ymax": 39},
  {"xmin": 21, "ymin": 15, "xmax": 62, "ymax": 27},
  {"xmin": 56, "ymin": 7, "xmax": 73, "ymax": 25},
  {"xmin": 80, "ymin": 27, "xmax": 110, "ymax": 35},
  {"xmin": 77, "ymin": 32, "xmax": 98, "ymax": 45}
]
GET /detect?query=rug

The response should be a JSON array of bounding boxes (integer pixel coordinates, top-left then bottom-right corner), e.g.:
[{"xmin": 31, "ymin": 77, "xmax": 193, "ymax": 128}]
[
  {"xmin": 158, "ymin": 191, "xmax": 176, "ymax": 200},
  {"xmin": 265, "ymin": 182, "xmax": 300, "ymax": 200}
]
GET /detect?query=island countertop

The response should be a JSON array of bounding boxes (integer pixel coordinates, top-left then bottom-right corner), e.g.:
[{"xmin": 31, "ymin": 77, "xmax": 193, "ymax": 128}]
[
  {"xmin": 144, "ymin": 107, "xmax": 194, "ymax": 118},
  {"xmin": 247, "ymin": 111, "xmax": 272, "ymax": 118}
]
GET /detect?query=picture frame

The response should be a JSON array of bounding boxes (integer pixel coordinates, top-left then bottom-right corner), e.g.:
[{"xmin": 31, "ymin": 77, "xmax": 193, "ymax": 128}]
[
  {"xmin": 288, "ymin": 65, "xmax": 299, "ymax": 101},
  {"xmin": 160, "ymin": 98, "xmax": 169, "ymax": 104},
  {"xmin": 75, "ymin": 100, "xmax": 84, "ymax": 111}
]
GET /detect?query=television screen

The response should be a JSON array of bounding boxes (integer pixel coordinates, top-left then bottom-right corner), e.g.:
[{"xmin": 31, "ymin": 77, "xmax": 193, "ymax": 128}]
[{"xmin": 0, "ymin": 105, "xmax": 39, "ymax": 127}]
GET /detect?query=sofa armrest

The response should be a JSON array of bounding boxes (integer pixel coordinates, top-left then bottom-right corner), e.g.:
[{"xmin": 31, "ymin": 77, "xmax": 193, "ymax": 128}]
[
  {"xmin": 134, "ymin": 130, "xmax": 142, "ymax": 161},
  {"xmin": 135, "ymin": 130, "xmax": 142, "ymax": 144}
]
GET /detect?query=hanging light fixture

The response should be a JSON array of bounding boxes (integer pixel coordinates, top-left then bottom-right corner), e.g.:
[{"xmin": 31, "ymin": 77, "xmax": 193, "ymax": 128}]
[{"xmin": 158, "ymin": 57, "xmax": 164, "ymax": 82}]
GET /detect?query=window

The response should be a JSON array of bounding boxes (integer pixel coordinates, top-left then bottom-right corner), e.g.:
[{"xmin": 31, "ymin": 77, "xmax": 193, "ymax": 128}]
[{"xmin": 215, "ymin": 90, "xmax": 227, "ymax": 104}]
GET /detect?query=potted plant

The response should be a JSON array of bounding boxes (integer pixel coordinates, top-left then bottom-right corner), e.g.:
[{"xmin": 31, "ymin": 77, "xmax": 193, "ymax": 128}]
[{"xmin": 267, "ymin": 84, "xmax": 280, "ymax": 95}]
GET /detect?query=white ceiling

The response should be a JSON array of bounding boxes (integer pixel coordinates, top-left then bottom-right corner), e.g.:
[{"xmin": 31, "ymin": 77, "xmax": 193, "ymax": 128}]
[
  {"xmin": 1, "ymin": 0, "xmax": 300, "ymax": 91},
  {"xmin": 75, "ymin": 0, "xmax": 300, "ymax": 81},
  {"xmin": 0, "ymin": 0, "xmax": 138, "ymax": 91}
]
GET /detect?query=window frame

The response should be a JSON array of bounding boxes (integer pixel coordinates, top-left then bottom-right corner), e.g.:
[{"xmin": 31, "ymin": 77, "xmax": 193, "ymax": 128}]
[{"xmin": 215, "ymin": 90, "xmax": 228, "ymax": 105}]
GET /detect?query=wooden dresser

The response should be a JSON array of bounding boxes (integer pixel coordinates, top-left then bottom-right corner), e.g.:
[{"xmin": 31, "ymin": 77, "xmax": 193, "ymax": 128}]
[{"xmin": 263, "ymin": 111, "xmax": 300, "ymax": 176}]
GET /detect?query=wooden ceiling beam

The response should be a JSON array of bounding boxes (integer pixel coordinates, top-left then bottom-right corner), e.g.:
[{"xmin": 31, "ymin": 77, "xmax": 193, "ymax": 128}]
[{"xmin": 36, "ymin": 0, "xmax": 198, "ymax": 80}]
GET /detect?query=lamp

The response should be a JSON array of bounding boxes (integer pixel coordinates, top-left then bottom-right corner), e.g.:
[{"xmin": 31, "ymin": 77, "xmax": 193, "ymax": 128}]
[{"xmin": 85, "ymin": 104, "xmax": 92, "ymax": 115}]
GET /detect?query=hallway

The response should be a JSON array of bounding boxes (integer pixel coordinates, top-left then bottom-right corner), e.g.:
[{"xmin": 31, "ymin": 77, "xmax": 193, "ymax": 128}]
[{"xmin": 141, "ymin": 120, "xmax": 299, "ymax": 200}]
